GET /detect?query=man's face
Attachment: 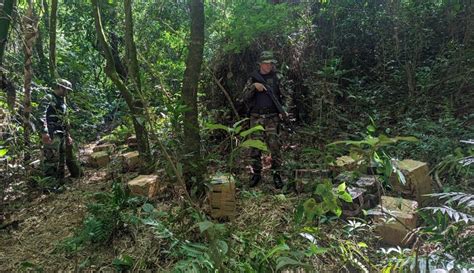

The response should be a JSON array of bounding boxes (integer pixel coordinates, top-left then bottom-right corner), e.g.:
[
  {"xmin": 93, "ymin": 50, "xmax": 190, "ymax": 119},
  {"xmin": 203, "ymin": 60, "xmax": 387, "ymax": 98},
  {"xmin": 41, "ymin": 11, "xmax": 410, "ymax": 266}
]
[
  {"xmin": 259, "ymin": 62, "xmax": 273, "ymax": 75},
  {"xmin": 55, "ymin": 86, "xmax": 68, "ymax": 97}
]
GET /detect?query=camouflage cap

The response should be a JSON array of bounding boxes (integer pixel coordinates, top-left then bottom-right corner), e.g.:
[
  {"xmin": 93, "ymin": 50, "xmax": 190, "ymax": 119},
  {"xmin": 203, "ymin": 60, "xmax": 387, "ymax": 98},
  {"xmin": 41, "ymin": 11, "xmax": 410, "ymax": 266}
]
[
  {"xmin": 259, "ymin": 51, "xmax": 277, "ymax": 64},
  {"xmin": 56, "ymin": 78, "xmax": 72, "ymax": 91}
]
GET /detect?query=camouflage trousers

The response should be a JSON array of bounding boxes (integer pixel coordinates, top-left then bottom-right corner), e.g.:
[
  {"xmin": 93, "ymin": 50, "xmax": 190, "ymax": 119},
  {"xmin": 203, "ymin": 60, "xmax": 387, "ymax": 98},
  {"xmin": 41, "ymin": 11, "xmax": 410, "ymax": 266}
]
[
  {"xmin": 42, "ymin": 134, "xmax": 82, "ymax": 184},
  {"xmin": 249, "ymin": 113, "xmax": 282, "ymax": 174}
]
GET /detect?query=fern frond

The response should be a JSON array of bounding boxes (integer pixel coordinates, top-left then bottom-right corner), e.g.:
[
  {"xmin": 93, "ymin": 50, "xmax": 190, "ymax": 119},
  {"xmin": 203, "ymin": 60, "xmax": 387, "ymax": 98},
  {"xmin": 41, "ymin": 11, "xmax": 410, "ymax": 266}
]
[
  {"xmin": 426, "ymin": 192, "xmax": 474, "ymax": 208},
  {"xmin": 423, "ymin": 206, "xmax": 474, "ymax": 223}
]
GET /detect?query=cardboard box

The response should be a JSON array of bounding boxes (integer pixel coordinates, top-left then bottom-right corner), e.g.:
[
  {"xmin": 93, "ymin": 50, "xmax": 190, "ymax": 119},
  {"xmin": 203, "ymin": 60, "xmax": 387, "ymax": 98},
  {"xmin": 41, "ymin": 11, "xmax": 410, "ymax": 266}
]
[
  {"xmin": 209, "ymin": 174, "xmax": 236, "ymax": 220},
  {"xmin": 391, "ymin": 159, "xmax": 433, "ymax": 206},
  {"xmin": 128, "ymin": 175, "xmax": 159, "ymax": 198},
  {"xmin": 122, "ymin": 151, "xmax": 141, "ymax": 171},
  {"xmin": 93, "ymin": 143, "xmax": 115, "ymax": 153},
  {"xmin": 369, "ymin": 196, "xmax": 418, "ymax": 246},
  {"xmin": 90, "ymin": 151, "xmax": 110, "ymax": 168}
]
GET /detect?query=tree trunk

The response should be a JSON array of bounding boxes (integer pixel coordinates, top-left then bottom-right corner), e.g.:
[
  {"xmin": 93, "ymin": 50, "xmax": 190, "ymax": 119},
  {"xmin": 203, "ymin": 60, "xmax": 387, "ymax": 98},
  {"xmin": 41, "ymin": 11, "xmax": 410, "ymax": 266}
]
[
  {"xmin": 0, "ymin": 0, "xmax": 15, "ymax": 66},
  {"xmin": 22, "ymin": 0, "xmax": 38, "ymax": 162},
  {"xmin": 124, "ymin": 0, "xmax": 140, "ymax": 91},
  {"xmin": 49, "ymin": 0, "xmax": 57, "ymax": 79},
  {"xmin": 123, "ymin": 0, "xmax": 151, "ymax": 170},
  {"xmin": 35, "ymin": 25, "xmax": 49, "ymax": 82},
  {"xmin": 182, "ymin": 0, "xmax": 204, "ymax": 192},
  {"xmin": 33, "ymin": 0, "xmax": 51, "ymax": 83},
  {"xmin": 92, "ymin": 0, "xmax": 152, "ymax": 172}
]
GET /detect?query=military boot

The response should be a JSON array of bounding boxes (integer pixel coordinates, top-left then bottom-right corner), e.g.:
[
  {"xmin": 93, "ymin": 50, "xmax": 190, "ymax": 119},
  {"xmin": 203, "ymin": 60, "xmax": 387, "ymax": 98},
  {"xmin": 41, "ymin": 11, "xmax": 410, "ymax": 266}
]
[
  {"xmin": 273, "ymin": 172, "xmax": 283, "ymax": 189},
  {"xmin": 249, "ymin": 173, "xmax": 262, "ymax": 187}
]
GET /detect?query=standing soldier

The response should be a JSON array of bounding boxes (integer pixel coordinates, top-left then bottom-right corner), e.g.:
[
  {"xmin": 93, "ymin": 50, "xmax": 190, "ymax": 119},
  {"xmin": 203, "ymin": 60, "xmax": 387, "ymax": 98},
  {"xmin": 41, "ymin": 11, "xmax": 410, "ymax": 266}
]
[
  {"xmin": 241, "ymin": 51, "xmax": 288, "ymax": 189},
  {"xmin": 38, "ymin": 79, "xmax": 82, "ymax": 189}
]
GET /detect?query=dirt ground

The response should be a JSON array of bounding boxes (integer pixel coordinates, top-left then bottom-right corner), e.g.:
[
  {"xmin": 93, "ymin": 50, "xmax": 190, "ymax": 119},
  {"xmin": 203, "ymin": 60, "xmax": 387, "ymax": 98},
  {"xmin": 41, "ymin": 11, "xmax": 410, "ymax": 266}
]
[
  {"xmin": 0, "ymin": 134, "xmax": 348, "ymax": 271},
  {"xmin": 0, "ymin": 168, "xmax": 113, "ymax": 271}
]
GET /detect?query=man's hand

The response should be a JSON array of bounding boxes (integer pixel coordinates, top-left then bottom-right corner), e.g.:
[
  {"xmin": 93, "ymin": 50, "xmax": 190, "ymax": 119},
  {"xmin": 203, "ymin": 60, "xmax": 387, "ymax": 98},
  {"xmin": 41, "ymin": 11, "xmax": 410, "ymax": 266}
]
[
  {"xmin": 254, "ymin": 83, "xmax": 267, "ymax": 92},
  {"xmin": 279, "ymin": 112, "xmax": 289, "ymax": 120},
  {"xmin": 42, "ymin": 133, "xmax": 52, "ymax": 144},
  {"xmin": 67, "ymin": 136, "xmax": 73, "ymax": 145}
]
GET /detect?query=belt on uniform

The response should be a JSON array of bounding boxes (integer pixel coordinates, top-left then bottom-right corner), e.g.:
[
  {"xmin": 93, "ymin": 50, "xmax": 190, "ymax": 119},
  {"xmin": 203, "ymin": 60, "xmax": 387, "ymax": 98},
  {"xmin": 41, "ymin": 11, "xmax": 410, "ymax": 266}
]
[{"xmin": 250, "ymin": 112, "xmax": 278, "ymax": 119}]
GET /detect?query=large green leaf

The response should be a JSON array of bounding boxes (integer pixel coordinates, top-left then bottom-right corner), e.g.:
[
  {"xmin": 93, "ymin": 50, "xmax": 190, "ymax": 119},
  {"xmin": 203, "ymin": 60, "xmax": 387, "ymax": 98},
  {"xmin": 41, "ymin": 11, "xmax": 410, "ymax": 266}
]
[
  {"xmin": 263, "ymin": 242, "xmax": 290, "ymax": 261},
  {"xmin": 239, "ymin": 125, "xmax": 264, "ymax": 138},
  {"xmin": 232, "ymin": 118, "xmax": 249, "ymax": 129},
  {"xmin": 198, "ymin": 221, "xmax": 214, "ymax": 233},
  {"xmin": 393, "ymin": 136, "xmax": 418, "ymax": 142},
  {"xmin": 331, "ymin": 205, "xmax": 342, "ymax": 217},
  {"xmin": 308, "ymin": 244, "xmax": 329, "ymax": 255},
  {"xmin": 204, "ymin": 123, "xmax": 230, "ymax": 132},
  {"xmin": 276, "ymin": 256, "xmax": 310, "ymax": 271},
  {"xmin": 315, "ymin": 180, "xmax": 332, "ymax": 197},
  {"xmin": 339, "ymin": 191, "xmax": 353, "ymax": 203},
  {"xmin": 240, "ymin": 139, "xmax": 268, "ymax": 151},
  {"xmin": 0, "ymin": 149, "xmax": 7, "ymax": 157},
  {"xmin": 337, "ymin": 182, "xmax": 346, "ymax": 193},
  {"xmin": 216, "ymin": 240, "xmax": 228, "ymax": 255}
]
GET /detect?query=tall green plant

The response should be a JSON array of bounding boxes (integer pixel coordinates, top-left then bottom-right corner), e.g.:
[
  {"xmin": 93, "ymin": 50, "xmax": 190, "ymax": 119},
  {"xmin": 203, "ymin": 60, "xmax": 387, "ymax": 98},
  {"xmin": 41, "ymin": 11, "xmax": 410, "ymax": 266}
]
[
  {"xmin": 329, "ymin": 122, "xmax": 418, "ymax": 187},
  {"xmin": 59, "ymin": 183, "xmax": 144, "ymax": 252},
  {"xmin": 296, "ymin": 179, "xmax": 353, "ymax": 224},
  {"xmin": 205, "ymin": 118, "xmax": 267, "ymax": 174}
]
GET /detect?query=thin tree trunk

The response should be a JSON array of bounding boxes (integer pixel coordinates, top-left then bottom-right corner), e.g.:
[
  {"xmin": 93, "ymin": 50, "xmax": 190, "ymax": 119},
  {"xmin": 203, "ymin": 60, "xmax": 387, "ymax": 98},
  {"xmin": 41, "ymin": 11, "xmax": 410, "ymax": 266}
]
[
  {"xmin": 34, "ymin": 0, "xmax": 51, "ymax": 83},
  {"xmin": 49, "ymin": 0, "xmax": 57, "ymax": 79},
  {"xmin": 23, "ymin": 0, "xmax": 38, "ymax": 162},
  {"xmin": 35, "ymin": 26, "xmax": 49, "ymax": 81},
  {"xmin": 0, "ymin": 0, "xmax": 15, "ymax": 66},
  {"xmin": 92, "ymin": 0, "xmax": 152, "ymax": 172},
  {"xmin": 182, "ymin": 0, "xmax": 204, "ymax": 192},
  {"xmin": 124, "ymin": 0, "xmax": 140, "ymax": 91},
  {"xmin": 123, "ymin": 0, "xmax": 151, "ymax": 170}
]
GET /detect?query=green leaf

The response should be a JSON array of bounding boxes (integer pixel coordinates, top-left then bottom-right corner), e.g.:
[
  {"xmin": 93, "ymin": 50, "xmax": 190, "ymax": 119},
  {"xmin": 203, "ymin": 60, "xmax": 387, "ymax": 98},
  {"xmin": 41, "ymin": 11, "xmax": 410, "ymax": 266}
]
[
  {"xmin": 204, "ymin": 123, "xmax": 230, "ymax": 132},
  {"xmin": 198, "ymin": 221, "xmax": 214, "ymax": 233},
  {"xmin": 240, "ymin": 139, "xmax": 268, "ymax": 151},
  {"xmin": 332, "ymin": 206, "xmax": 342, "ymax": 217},
  {"xmin": 393, "ymin": 136, "xmax": 418, "ymax": 142},
  {"xmin": 303, "ymin": 198, "xmax": 317, "ymax": 212},
  {"xmin": 294, "ymin": 203, "xmax": 304, "ymax": 224},
  {"xmin": 337, "ymin": 182, "xmax": 346, "ymax": 193},
  {"xmin": 232, "ymin": 118, "xmax": 249, "ymax": 129},
  {"xmin": 142, "ymin": 203, "xmax": 155, "ymax": 213},
  {"xmin": 357, "ymin": 242, "xmax": 368, "ymax": 248},
  {"xmin": 263, "ymin": 243, "xmax": 290, "ymax": 261},
  {"xmin": 315, "ymin": 180, "xmax": 332, "ymax": 197},
  {"xmin": 0, "ymin": 149, "xmax": 7, "ymax": 157},
  {"xmin": 112, "ymin": 255, "xmax": 134, "ymax": 268},
  {"xmin": 216, "ymin": 240, "xmax": 228, "ymax": 255},
  {"xmin": 276, "ymin": 256, "xmax": 309, "ymax": 271},
  {"xmin": 135, "ymin": 116, "xmax": 145, "ymax": 126},
  {"xmin": 239, "ymin": 125, "xmax": 264, "ymax": 138},
  {"xmin": 396, "ymin": 169, "xmax": 406, "ymax": 185},
  {"xmin": 339, "ymin": 192, "xmax": 353, "ymax": 203},
  {"xmin": 308, "ymin": 244, "xmax": 329, "ymax": 255}
]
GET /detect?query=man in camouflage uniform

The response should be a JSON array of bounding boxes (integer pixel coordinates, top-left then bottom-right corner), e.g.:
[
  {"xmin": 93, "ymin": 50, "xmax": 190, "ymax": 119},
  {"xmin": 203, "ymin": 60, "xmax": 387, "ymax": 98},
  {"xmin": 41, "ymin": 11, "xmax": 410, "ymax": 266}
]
[
  {"xmin": 241, "ymin": 51, "xmax": 287, "ymax": 189},
  {"xmin": 39, "ymin": 79, "xmax": 82, "ymax": 187}
]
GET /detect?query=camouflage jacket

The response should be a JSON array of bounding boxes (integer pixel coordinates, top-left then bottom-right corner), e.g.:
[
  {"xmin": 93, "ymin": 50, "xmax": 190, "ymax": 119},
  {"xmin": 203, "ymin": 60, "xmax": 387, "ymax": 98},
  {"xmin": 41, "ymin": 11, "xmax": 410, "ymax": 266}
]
[
  {"xmin": 37, "ymin": 92, "xmax": 68, "ymax": 137},
  {"xmin": 240, "ymin": 70, "xmax": 288, "ymax": 114}
]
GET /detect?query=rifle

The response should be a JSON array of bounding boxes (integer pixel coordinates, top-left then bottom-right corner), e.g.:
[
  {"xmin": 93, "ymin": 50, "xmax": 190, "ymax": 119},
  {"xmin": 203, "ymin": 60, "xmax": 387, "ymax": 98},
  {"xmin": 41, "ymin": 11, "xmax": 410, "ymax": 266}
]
[
  {"xmin": 250, "ymin": 71, "xmax": 286, "ymax": 117},
  {"xmin": 250, "ymin": 72, "xmax": 294, "ymax": 133}
]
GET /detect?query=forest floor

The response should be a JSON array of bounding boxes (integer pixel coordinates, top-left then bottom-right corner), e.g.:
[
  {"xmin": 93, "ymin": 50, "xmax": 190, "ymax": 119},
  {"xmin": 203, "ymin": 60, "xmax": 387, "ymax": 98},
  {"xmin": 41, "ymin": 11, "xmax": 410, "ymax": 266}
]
[
  {"xmin": 0, "ymin": 168, "xmax": 111, "ymax": 271},
  {"xmin": 1, "ymin": 138, "xmax": 382, "ymax": 271}
]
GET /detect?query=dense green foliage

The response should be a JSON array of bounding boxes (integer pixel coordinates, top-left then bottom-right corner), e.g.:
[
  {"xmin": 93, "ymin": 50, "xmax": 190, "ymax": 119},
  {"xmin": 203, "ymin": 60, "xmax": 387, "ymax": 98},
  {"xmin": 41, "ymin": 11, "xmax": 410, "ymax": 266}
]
[{"xmin": 0, "ymin": 0, "xmax": 472, "ymax": 271}]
